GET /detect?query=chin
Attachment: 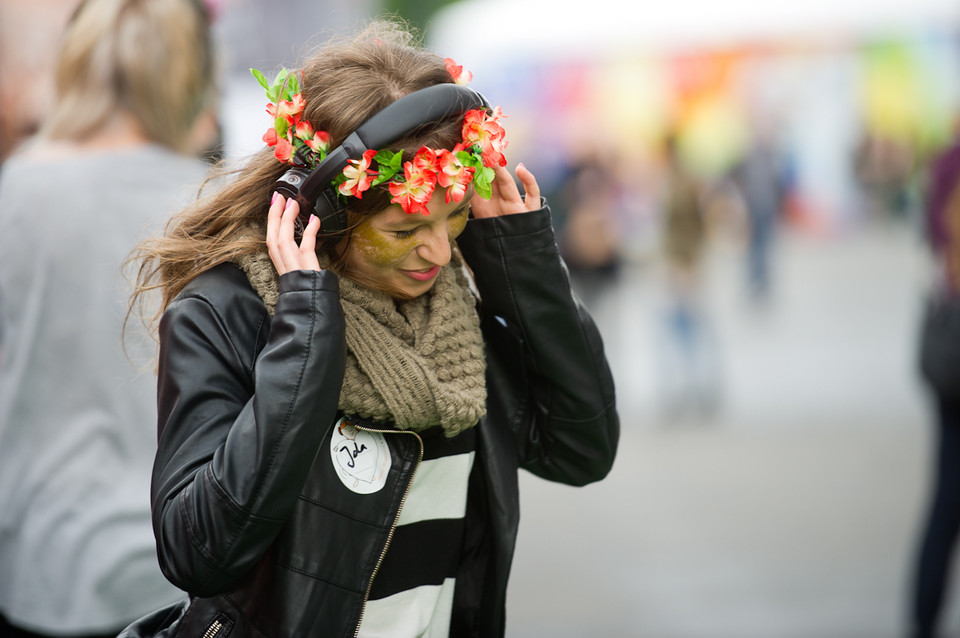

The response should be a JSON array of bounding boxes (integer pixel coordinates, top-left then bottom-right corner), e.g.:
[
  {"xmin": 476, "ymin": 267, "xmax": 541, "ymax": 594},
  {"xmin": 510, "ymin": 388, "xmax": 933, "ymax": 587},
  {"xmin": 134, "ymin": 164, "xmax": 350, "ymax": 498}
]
[
  {"xmin": 391, "ymin": 281, "xmax": 433, "ymax": 301},
  {"xmin": 354, "ymin": 276, "xmax": 431, "ymax": 301}
]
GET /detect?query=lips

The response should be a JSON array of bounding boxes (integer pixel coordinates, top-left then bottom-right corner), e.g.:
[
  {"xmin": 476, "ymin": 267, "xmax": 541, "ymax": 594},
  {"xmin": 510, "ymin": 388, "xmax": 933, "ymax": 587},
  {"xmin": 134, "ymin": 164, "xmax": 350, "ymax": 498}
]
[{"xmin": 402, "ymin": 265, "xmax": 440, "ymax": 282}]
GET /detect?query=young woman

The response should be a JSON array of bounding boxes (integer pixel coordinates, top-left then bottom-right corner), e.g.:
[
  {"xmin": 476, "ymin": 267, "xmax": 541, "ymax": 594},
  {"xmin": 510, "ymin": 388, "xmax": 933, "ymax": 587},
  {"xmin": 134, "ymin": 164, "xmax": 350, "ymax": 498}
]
[{"xmin": 121, "ymin": 21, "xmax": 618, "ymax": 638}]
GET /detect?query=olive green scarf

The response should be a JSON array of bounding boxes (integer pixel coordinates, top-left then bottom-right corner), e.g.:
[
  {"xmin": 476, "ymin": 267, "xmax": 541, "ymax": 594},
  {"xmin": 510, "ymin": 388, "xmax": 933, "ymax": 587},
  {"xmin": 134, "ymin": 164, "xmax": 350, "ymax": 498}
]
[{"xmin": 236, "ymin": 249, "xmax": 486, "ymax": 437}]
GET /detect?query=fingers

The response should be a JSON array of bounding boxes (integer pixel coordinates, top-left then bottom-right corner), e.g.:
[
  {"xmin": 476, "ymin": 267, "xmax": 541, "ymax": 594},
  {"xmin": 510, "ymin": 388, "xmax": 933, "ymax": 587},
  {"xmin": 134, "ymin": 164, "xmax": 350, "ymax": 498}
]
[
  {"xmin": 469, "ymin": 191, "xmax": 496, "ymax": 218},
  {"xmin": 516, "ymin": 163, "xmax": 541, "ymax": 212},
  {"xmin": 297, "ymin": 214, "xmax": 322, "ymax": 271},
  {"xmin": 265, "ymin": 192, "xmax": 322, "ymax": 274},
  {"xmin": 279, "ymin": 193, "xmax": 300, "ymax": 245},
  {"xmin": 266, "ymin": 191, "xmax": 287, "ymax": 272},
  {"xmin": 492, "ymin": 163, "xmax": 521, "ymax": 202},
  {"xmin": 275, "ymin": 197, "xmax": 301, "ymax": 273},
  {"xmin": 472, "ymin": 163, "xmax": 540, "ymax": 218}
]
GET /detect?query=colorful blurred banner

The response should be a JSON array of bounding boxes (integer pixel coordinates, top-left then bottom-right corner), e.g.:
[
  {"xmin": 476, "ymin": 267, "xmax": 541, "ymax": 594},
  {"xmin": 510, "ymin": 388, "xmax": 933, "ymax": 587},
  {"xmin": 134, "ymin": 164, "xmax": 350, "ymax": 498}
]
[{"xmin": 433, "ymin": 2, "xmax": 960, "ymax": 233}]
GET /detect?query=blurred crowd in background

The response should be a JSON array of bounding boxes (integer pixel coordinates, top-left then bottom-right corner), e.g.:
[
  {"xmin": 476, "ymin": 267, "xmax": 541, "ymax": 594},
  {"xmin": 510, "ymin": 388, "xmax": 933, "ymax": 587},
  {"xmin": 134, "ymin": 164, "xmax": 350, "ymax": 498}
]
[
  {"xmin": 6, "ymin": 0, "xmax": 956, "ymax": 307},
  {"xmin": 5, "ymin": 0, "xmax": 955, "ymax": 250}
]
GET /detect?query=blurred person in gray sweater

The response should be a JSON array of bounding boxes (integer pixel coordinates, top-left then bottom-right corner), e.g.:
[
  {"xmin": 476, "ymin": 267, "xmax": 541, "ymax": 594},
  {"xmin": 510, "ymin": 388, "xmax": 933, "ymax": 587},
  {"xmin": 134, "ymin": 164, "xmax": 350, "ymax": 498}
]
[{"xmin": 0, "ymin": 0, "xmax": 219, "ymax": 635}]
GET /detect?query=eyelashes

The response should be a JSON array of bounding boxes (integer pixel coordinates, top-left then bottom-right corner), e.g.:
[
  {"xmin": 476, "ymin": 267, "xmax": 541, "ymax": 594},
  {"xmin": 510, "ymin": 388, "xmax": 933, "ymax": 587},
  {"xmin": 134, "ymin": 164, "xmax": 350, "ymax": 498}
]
[{"xmin": 392, "ymin": 207, "xmax": 469, "ymax": 240}]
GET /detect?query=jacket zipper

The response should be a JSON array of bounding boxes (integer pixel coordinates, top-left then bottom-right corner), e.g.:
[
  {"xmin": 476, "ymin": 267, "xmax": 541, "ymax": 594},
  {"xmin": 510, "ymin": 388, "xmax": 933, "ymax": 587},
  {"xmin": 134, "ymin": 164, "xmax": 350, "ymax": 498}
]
[
  {"xmin": 201, "ymin": 617, "xmax": 225, "ymax": 638},
  {"xmin": 352, "ymin": 425, "xmax": 424, "ymax": 638}
]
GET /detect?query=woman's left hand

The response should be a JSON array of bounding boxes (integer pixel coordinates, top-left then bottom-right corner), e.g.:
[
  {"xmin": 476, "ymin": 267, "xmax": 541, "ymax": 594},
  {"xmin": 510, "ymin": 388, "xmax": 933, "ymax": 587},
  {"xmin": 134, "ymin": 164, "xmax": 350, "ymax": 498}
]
[{"xmin": 470, "ymin": 163, "xmax": 541, "ymax": 218}]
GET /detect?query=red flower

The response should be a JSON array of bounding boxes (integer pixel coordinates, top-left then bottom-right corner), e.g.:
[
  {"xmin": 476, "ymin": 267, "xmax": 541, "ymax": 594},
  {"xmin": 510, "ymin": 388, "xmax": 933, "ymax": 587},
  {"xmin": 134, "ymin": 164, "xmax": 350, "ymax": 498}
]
[
  {"xmin": 389, "ymin": 161, "xmax": 437, "ymax": 214},
  {"xmin": 339, "ymin": 149, "xmax": 376, "ymax": 198},
  {"xmin": 412, "ymin": 146, "xmax": 438, "ymax": 174},
  {"xmin": 462, "ymin": 109, "xmax": 508, "ymax": 168},
  {"xmin": 303, "ymin": 129, "xmax": 331, "ymax": 154},
  {"xmin": 437, "ymin": 146, "xmax": 475, "ymax": 203},
  {"xmin": 295, "ymin": 120, "xmax": 313, "ymax": 140},
  {"xmin": 273, "ymin": 137, "xmax": 294, "ymax": 163},
  {"xmin": 444, "ymin": 57, "xmax": 473, "ymax": 86},
  {"xmin": 262, "ymin": 127, "xmax": 279, "ymax": 147},
  {"xmin": 295, "ymin": 121, "xmax": 331, "ymax": 155},
  {"xmin": 276, "ymin": 94, "xmax": 305, "ymax": 125}
]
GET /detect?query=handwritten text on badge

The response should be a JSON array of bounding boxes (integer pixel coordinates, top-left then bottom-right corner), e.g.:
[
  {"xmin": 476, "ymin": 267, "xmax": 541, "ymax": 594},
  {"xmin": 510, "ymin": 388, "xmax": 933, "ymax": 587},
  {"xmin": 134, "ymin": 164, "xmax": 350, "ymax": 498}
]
[{"xmin": 330, "ymin": 418, "xmax": 391, "ymax": 494}]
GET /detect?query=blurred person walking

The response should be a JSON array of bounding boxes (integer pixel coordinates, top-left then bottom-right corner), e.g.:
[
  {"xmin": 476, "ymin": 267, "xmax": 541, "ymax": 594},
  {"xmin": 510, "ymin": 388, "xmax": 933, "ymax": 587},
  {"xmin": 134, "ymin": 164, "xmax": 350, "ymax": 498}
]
[
  {"xmin": 658, "ymin": 134, "xmax": 720, "ymax": 420},
  {"xmin": 910, "ymin": 127, "xmax": 960, "ymax": 638},
  {"xmin": 555, "ymin": 151, "xmax": 624, "ymax": 310},
  {"xmin": 0, "ymin": 0, "xmax": 218, "ymax": 636},
  {"xmin": 731, "ymin": 127, "xmax": 788, "ymax": 306}
]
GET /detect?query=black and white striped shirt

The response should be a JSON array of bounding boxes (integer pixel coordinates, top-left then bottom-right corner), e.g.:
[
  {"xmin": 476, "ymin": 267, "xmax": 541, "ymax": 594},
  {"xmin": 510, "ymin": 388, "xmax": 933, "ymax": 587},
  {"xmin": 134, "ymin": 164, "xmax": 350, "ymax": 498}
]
[{"xmin": 357, "ymin": 425, "xmax": 477, "ymax": 637}]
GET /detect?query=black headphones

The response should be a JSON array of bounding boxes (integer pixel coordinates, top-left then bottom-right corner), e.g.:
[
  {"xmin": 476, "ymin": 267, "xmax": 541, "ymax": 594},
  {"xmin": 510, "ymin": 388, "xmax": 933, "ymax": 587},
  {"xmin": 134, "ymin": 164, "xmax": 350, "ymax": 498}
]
[{"xmin": 273, "ymin": 83, "xmax": 490, "ymax": 237}]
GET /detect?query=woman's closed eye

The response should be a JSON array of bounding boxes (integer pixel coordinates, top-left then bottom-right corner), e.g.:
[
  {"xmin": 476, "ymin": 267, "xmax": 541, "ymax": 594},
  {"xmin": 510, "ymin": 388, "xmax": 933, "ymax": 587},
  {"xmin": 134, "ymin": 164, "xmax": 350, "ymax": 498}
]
[{"xmin": 393, "ymin": 228, "xmax": 417, "ymax": 239}]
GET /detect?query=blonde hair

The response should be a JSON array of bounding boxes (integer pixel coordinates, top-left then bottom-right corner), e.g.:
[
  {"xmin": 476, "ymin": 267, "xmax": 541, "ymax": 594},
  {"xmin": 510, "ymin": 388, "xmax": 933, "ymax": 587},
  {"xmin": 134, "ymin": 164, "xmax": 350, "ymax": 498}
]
[
  {"xmin": 41, "ymin": 0, "xmax": 215, "ymax": 152},
  {"xmin": 128, "ymin": 19, "xmax": 464, "ymax": 331}
]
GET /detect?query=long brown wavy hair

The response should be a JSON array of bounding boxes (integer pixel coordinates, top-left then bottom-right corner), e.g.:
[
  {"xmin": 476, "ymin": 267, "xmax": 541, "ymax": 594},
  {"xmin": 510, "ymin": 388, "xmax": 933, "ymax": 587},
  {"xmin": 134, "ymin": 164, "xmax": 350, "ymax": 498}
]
[{"xmin": 127, "ymin": 19, "xmax": 464, "ymax": 333}]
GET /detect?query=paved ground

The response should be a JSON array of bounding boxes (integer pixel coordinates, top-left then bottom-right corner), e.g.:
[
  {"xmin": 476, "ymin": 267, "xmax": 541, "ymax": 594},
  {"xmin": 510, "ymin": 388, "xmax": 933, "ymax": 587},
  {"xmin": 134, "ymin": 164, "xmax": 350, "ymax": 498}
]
[{"xmin": 504, "ymin": 222, "xmax": 944, "ymax": 638}]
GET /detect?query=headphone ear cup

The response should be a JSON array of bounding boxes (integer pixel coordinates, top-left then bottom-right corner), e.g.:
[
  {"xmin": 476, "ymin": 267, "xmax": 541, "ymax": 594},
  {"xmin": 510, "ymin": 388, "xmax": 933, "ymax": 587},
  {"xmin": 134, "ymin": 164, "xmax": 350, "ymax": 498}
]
[
  {"xmin": 315, "ymin": 188, "xmax": 348, "ymax": 236},
  {"xmin": 275, "ymin": 167, "xmax": 325, "ymax": 238},
  {"xmin": 274, "ymin": 167, "xmax": 313, "ymax": 223}
]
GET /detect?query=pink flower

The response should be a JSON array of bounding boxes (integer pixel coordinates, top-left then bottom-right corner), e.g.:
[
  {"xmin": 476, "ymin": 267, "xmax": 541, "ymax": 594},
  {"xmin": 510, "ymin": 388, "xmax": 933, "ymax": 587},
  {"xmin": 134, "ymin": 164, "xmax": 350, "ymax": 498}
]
[
  {"xmin": 462, "ymin": 109, "xmax": 508, "ymax": 168},
  {"xmin": 339, "ymin": 149, "xmax": 376, "ymax": 198},
  {"xmin": 444, "ymin": 57, "xmax": 473, "ymax": 85},
  {"xmin": 437, "ymin": 146, "xmax": 475, "ymax": 203},
  {"xmin": 389, "ymin": 161, "xmax": 437, "ymax": 214}
]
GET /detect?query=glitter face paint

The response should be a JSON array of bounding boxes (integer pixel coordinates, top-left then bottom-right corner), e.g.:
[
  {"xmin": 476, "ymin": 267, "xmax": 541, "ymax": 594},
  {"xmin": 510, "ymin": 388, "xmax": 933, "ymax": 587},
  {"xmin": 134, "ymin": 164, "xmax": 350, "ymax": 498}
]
[
  {"xmin": 344, "ymin": 190, "xmax": 471, "ymax": 298},
  {"xmin": 350, "ymin": 224, "xmax": 418, "ymax": 267}
]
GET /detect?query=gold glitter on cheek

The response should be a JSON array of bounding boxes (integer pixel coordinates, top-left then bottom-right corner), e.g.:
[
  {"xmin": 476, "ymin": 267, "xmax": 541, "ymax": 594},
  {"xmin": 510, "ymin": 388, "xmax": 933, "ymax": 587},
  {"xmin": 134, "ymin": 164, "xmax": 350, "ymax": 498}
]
[
  {"xmin": 351, "ymin": 221, "xmax": 416, "ymax": 267},
  {"xmin": 448, "ymin": 211, "xmax": 467, "ymax": 240}
]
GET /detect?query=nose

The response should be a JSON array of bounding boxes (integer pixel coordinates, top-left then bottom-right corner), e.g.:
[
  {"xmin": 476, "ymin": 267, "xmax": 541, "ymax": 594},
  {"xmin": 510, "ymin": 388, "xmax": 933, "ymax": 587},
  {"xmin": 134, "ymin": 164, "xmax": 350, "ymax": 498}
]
[{"xmin": 416, "ymin": 225, "xmax": 452, "ymax": 266}]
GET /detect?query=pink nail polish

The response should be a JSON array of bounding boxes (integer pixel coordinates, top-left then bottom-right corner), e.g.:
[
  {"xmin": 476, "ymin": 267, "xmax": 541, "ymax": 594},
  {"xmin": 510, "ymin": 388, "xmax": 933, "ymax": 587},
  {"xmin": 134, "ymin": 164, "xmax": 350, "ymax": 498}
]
[
  {"xmin": 271, "ymin": 192, "xmax": 280, "ymax": 205},
  {"xmin": 309, "ymin": 214, "xmax": 317, "ymax": 225},
  {"xmin": 285, "ymin": 198, "xmax": 296, "ymax": 211}
]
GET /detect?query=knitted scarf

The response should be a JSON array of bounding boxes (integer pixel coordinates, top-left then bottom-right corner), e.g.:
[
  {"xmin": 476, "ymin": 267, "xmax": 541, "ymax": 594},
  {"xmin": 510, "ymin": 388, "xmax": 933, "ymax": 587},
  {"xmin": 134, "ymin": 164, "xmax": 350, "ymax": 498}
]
[{"xmin": 236, "ymin": 249, "xmax": 487, "ymax": 438}]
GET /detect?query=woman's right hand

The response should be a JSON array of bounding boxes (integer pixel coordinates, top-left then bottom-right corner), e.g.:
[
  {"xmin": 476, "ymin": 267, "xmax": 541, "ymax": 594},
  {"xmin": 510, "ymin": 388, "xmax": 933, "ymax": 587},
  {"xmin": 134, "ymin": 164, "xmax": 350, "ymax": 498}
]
[{"xmin": 266, "ymin": 192, "xmax": 323, "ymax": 274}]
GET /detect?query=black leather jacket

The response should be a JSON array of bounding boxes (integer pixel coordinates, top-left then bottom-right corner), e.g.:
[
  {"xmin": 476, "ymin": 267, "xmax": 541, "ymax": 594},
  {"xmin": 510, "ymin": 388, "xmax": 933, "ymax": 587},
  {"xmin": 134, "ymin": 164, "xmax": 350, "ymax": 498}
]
[{"xmin": 122, "ymin": 207, "xmax": 618, "ymax": 638}]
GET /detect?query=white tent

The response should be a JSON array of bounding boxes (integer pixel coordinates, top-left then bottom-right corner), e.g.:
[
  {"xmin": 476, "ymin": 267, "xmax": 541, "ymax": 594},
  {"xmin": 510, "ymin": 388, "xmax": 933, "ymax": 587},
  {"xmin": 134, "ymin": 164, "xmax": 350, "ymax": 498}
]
[{"xmin": 431, "ymin": 0, "xmax": 960, "ymax": 60}]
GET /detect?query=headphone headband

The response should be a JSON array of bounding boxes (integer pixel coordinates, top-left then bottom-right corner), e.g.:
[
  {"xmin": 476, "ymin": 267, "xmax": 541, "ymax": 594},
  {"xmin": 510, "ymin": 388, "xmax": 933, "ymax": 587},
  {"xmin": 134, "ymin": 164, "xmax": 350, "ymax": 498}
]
[
  {"xmin": 355, "ymin": 84, "xmax": 489, "ymax": 149},
  {"xmin": 276, "ymin": 83, "xmax": 490, "ymax": 237}
]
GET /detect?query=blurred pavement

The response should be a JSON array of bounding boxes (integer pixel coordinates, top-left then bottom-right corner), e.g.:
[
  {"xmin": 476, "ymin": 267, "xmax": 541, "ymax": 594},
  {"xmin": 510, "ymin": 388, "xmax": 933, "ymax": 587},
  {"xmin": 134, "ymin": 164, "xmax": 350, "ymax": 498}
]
[{"xmin": 506, "ymin": 222, "xmax": 942, "ymax": 638}]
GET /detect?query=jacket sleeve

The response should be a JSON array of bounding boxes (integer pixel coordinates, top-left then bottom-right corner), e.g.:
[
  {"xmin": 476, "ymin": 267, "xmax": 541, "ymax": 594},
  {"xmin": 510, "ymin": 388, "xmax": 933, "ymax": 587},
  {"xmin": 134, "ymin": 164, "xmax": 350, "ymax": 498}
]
[
  {"xmin": 457, "ymin": 203, "xmax": 619, "ymax": 486},
  {"xmin": 151, "ymin": 268, "xmax": 345, "ymax": 596}
]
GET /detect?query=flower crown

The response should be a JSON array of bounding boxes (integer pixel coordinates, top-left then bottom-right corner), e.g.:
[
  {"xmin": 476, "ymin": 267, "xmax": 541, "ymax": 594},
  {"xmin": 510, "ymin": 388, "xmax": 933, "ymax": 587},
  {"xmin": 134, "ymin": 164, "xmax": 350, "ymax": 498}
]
[{"xmin": 251, "ymin": 58, "xmax": 508, "ymax": 215}]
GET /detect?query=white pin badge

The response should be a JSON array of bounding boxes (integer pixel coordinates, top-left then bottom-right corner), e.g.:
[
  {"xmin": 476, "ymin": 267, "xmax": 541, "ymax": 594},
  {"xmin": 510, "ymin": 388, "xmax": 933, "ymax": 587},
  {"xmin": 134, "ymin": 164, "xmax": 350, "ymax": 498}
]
[{"xmin": 330, "ymin": 418, "xmax": 391, "ymax": 494}]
